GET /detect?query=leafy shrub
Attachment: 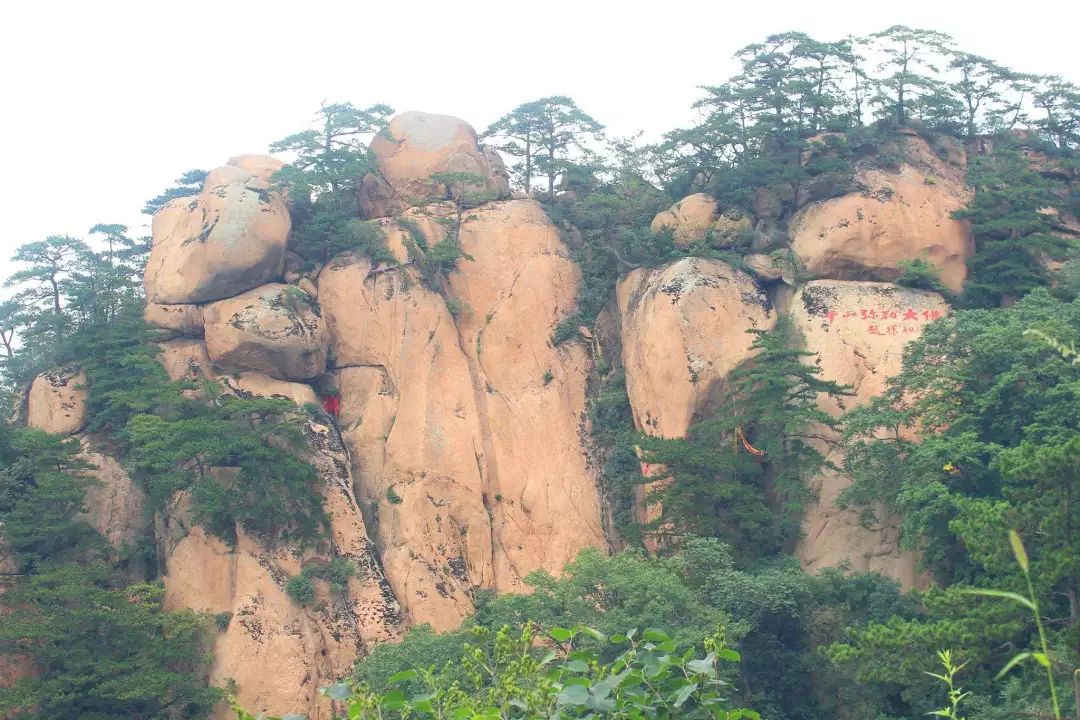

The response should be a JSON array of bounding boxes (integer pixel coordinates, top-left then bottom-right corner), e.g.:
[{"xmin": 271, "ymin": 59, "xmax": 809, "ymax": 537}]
[
  {"xmin": 895, "ymin": 257, "xmax": 949, "ymax": 294},
  {"xmin": 386, "ymin": 486, "xmax": 403, "ymax": 505},
  {"xmin": 285, "ymin": 574, "xmax": 315, "ymax": 606},
  {"xmin": 236, "ymin": 624, "xmax": 760, "ymax": 719}
]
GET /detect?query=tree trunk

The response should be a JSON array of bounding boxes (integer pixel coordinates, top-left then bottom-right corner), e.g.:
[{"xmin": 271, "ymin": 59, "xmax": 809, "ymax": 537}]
[{"xmin": 525, "ymin": 136, "xmax": 532, "ymax": 196}]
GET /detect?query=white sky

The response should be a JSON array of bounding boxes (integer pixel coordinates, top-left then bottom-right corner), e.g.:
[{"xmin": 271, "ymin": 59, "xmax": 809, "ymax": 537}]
[{"xmin": 1, "ymin": 0, "xmax": 1078, "ymax": 266}]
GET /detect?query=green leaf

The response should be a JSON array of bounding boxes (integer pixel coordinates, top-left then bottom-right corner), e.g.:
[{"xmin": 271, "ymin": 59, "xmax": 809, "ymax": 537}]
[
  {"xmin": 1031, "ymin": 652, "xmax": 1052, "ymax": 668},
  {"xmin": 1008, "ymin": 529, "xmax": 1030, "ymax": 572},
  {"xmin": 962, "ymin": 588, "xmax": 1036, "ymax": 611},
  {"xmin": 995, "ymin": 651, "xmax": 1032, "ymax": 679},
  {"xmin": 282, "ymin": 715, "xmax": 307, "ymax": 720},
  {"xmin": 578, "ymin": 626, "xmax": 606, "ymax": 642},
  {"xmin": 686, "ymin": 658, "xmax": 717, "ymax": 676},
  {"xmin": 387, "ymin": 669, "xmax": 418, "ymax": 684},
  {"xmin": 556, "ymin": 684, "xmax": 590, "ymax": 706},
  {"xmin": 325, "ymin": 682, "xmax": 351, "ymax": 700},
  {"xmin": 567, "ymin": 659, "xmax": 589, "ymax": 673},
  {"xmin": 550, "ymin": 627, "xmax": 574, "ymax": 643},
  {"xmin": 716, "ymin": 648, "xmax": 742, "ymax": 662},
  {"xmin": 672, "ymin": 682, "xmax": 698, "ymax": 707},
  {"xmin": 642, "ymin": 628, "xmax": 671, "ymax": 643}
]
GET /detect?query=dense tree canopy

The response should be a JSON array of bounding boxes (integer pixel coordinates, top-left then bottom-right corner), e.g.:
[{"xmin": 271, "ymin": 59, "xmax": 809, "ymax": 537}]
[{"xmin": 0, "ymin": 22, "xmax": 1078, "ymax": 720}]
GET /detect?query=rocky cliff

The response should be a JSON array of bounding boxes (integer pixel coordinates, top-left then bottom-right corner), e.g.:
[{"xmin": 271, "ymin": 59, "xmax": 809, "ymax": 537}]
[{"xmin": 18, "ymin": 115, "xmax": 974, "ymax": 718}]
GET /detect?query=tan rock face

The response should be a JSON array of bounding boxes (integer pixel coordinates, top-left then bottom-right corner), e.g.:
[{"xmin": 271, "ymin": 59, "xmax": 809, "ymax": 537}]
[
  {"xmin": 160, "ymin": 419, "xmax": 402, "ymax": 720},
  {"xmin": 617, "ymin": 258, "xmax": 776, "ymax": 438},
  {"xmin": 203, "ymin": 284, "xmax": 329, "ymax": 381},
  {"xmin": 320, "ymin": 257, "xmax": 491, "ymax": 631},
  {"xmin": 616, "ymin": 258, "xmax": 775, "ymax": 541},
  {"xmin": 319, "ymin": 199, "xmax": 605, "ymax": 630},
  {"xmin": 790, "ymin": 136, "xmax": 973, "ymax": 294},
  {"xmin": 650, "ymin": 193, "xmax": 718, "ymax": 247},
  {"xmin": 650, "ymin": 194, "xmax": 752, "ymax": 249},
  {"xmin": 791, "ymin": 280, "xmax": 949, "ymax": 589},
  {"xmin": 369, "ymin": 111, "xmax": 510, "ymax": 207},
  {"xmin": 448, "ymin": 200, "xmax": 605, "ymax": 592},
  {"xmin": 145, "ymin": 302, "xmax": 204, "ymax": 337},
  {"xmin": 223, "ymin": 372, "xmax": 317, "ymax": 407},
  {"xmin": 157, "ymin": 339, "xmax": 216, "ymax": 383},
  {"xmin": 144, "ymin": 156, "xmax": 290, "ymax": 304},
  {"xmin": 77, "ymin": 439, "xmax": 148, "ymax": 550},
  {"xmin": 27, "ymin": 367, "xmax": 88, "ymax": 435}
]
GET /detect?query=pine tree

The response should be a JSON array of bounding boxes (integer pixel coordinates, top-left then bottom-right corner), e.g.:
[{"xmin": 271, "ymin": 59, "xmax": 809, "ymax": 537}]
[
  {"xmin": 142, "ymin": 169, "xmax": 207, "ymax": 215},
  {"xmin": 270, "ymin": 102, "xmax": 395, "ymax": 266},
  {"xmin": 642, "ymin": 318, "xmax": 851, "ymax": 558},
  {"xmin": 956, "ymin": 141, "xmax": 1070, "ymax": 307}
]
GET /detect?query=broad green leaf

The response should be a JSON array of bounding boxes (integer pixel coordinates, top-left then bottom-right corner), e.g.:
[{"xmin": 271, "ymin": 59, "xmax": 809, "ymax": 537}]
[
  {"xmin": 567, "ymin": 659, "xmax": 589, "ymax": 672},
  {"xmin": 387, "ymin": 669, "xmax": 418, "ymax": 684},
  {"xmin": 325, "ymin": 682, "xmax": 351, "ymax": 700},
  {"xmin": 550, "ymin": 626, "xmax": 574, "ymax": 642},
  {"xmin": 556, "ymin": 684, "xmax": 590, "ymax": 706},
  {"xmin": 687, "ymin": 657, "xmax": 717, "ymax": 676},
  {"xmin": 578, "ymin": 626, "xmax": 606, "ymax": 642},
  {"xmin": 716, "ymin": 648, "xmax": 742, "ymax": 662},
  {"xmin": 642, "ymin": 628, "xmax": 671, "ymax": 643},
  {"xmin": 672, "ymin": 682, "xmax": 698, "ymax": 707}
]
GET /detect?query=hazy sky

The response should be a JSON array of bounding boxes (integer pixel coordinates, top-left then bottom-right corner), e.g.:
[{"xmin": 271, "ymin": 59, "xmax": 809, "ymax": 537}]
[{"xmin": 2, "ymin": 0, "xmax": 1077, "ymax": 263}]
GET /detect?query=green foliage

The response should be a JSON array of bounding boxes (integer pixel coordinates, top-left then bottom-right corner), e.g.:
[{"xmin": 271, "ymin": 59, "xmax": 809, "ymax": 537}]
[
  {"xmin": 835, "ymin": 290, "xmax": 1080, "ymax": 716},
  {"xmin": 956, "ymin": 139, "xmax": 1072, "ymax": 307},
  {"xmin": 124, "ymin": 393, "xmax": 327, "ymax": 543},
  {"xmin": 641, "ymin": 318, "xmax": 852, "ymax": 558},
  {"xmin": 142, "ymin": 169, "xmax": 207, "ymax": 215},
  {"xmin": 896, "ymin": 257, "xmax": 950, "ymax": 294},
  {"xmin": 965, "ymin": 531, "xmax": 1064, "ymax": 718},
  {"xmin": 356, "ymin": 544, "xmax": 909, "ymax": 719},
  {"xmin": 246, "ymin": 623, "xmax": 758, "ymax": 720},
  {"xmin": 585, "ymin": 370, "xmax": 646, "ymax": 544},
  {"xmin": 288, "ymin": 198, "xmax": 395, "ymax": 267},
  {"xmin": 285, "ymin": 574, "xmax": 316, "ymax": 606},
  {"xmin": 270, "ymin": 101, "xmax": 394, "ymax": 266},
  {"xmin": 0, "ymin": 422, "xmax": 220, "ymax": 719},
  {"xmin": 385, "ymin": 486, "xmax": 403, "ymax": 505},
  {"xmin": 927, "ymin": 649, "xmax": 971, "ymax": 719},
  {"xmin": 483, "ymin": 96, "xmax": 604, "ymax": 198}
]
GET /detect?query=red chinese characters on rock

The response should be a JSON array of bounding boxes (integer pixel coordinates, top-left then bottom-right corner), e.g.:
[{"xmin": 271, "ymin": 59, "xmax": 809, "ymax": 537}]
[{"xmin": 823, "ymin": 307, "xmax": 942, "ymax": 336}]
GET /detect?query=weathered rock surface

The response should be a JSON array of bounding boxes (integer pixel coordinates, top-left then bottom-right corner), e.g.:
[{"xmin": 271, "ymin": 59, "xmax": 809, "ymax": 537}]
[
  {"xmin": 145, "ymin": 302, "xmax": 204, "ymax": 337},
  {"xmin": 447, "ymin": 199, "xmax": 605, "ymax": 592},
  {"xmin": 369, "ymin": 111, "xmax": 510, "ymax": 207},
  {"xmin": 223, "ymin": 372, "xmax": 317, "ymax": 407},
  {"xmin": 77, "ymin": 438, "xmax": 149, "ymax": 550},
  {"xmin": 650, "ymin": 193, "xmax": 717, "ymax": 247},
  {"xmin": 320, "ymin": 256, "xmax": 492, "ymax": 631},
  {"xmin": 616, "ymin": 258, "xmax": 775, "ymax": 539},
  {"xmin": 650, "ymin": 193, "xmax": 752, "ymax": 248},
  {"xmin": 27, "ymin": 366, "xmax": 88, "ymax": 435},
  {"xmin": 144, "ymin": 156, "xmax": 290, "ymax": 304},
  {"xmin": 203, "ymin": 284, "xmax": 329, "ymax": 381},
  {"xmin": 320, "ymin": 199, "xmax": 604, "ymax": 630},
  {"xmin": 791, "ymin": 280, "xmax": 949, "ymax": 588},
  {"xmin": 157, "ymin": 338, "xmax": 216, "ymax": 383},
  {"xmin": 790, "ymin": 136, "xmax": 973, "ymax": 294},
  {"xmin": 160, "ymin": 419, "xmax": 402, "ymax": 720},
  {"xmin": 617, "ymin": 258, "xmax": 775, "ymax": 438}
]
